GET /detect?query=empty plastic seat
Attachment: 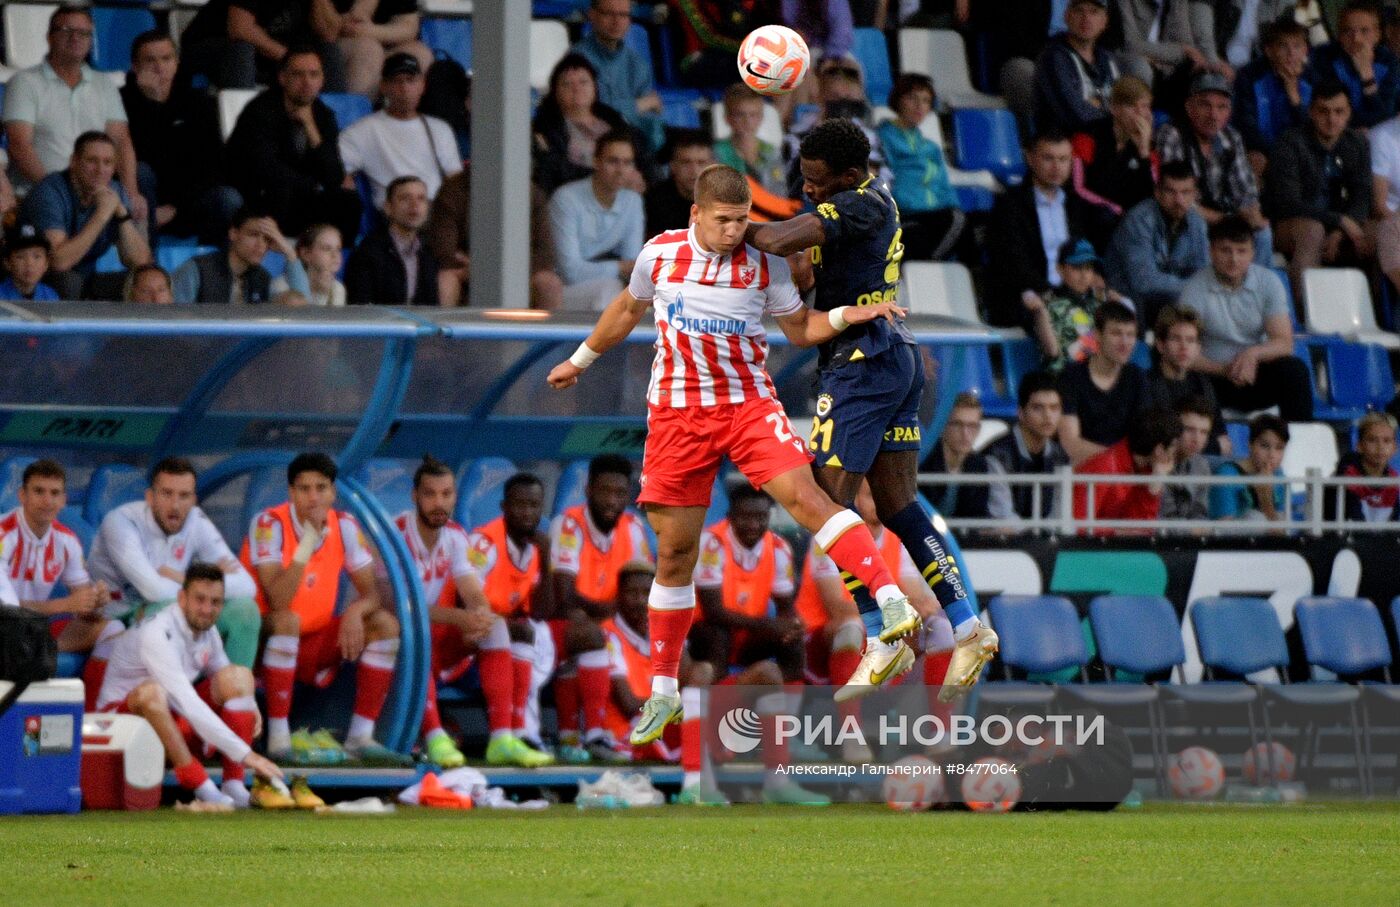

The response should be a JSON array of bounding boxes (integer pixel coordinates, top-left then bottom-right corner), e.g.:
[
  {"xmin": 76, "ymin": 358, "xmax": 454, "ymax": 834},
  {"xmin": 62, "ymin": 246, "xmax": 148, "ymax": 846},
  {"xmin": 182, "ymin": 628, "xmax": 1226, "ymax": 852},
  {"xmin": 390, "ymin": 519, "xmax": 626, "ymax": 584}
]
[
  {"xmin": 84, "ymin": 464, "xmax": 146, "ymax": 526},
  {"xmin": 0, "ymin": 456, "xmax": 37, "ymax": 511},
  {"xmin": 218, "ymin": 88, "xmax": 258, "ymax": 141},
  {"xmin": 4, "ymin": 4, "xmax": 56, "ymax": 70},
  {"xmin": 241, "ymin": 466, "xmax": 289, "ymax": 535},
  {"xmin": 900, "ymin": 261, "xmax": 982, "ymax": 323},
  {"xmin": 952, "ymin": 108, "xmax": 1025, "ymax": 186},
  {"xmin": 1301, "ymin": 268, "xmax": 1400, "ymax": 349},
  {"xmin": 321, "ymin": 92, "xmax": 373, "ymax": 131},
  {"xmin": 58, "ymin": 505, "xmax": 95, "ymax": 552},
  {"xmin": 420, "ymin": 0, "xmax": 475, "ymax": 13},
  {"xmin": 455, "ymin": 457, "xmax": 517, "ymax": 530},
  {"xmin": 897, "ymin": 28, "xmax": 1005, "ymax": 110},
  {"xmin": 551, "ymin": 459, "xmax": 591, "ymax": 516},
  {"xmin": 658, "ymin": 88, "xmax": 702, "ymax": 129},
  {"xmin": 530, "ymin": 19, "xmax": 571, "ymax": 92},
  {"xmin": 1279, "ymin": 422, "xmax": 1339, "ymax": 490},
  {"xmin": 357, "ymin": 459, "xmax": 415, "ymax": 519},
  {"xmin": 156, "ymin": 244, "xmax": 217, "ymax": 275},
  {"xmin": 92, "ymin": 6, "xmax": 157, "ymax": 73},
  {"xmin": 973, "ymin": 418, "xmax": 1009, "ymax": 452},
  {"xmin": 1326, "ymin": 341, "xmax": 1395, "ymax": 411},
  {"xmin": 421, "ymin": 16, "xmax": 472, "ymax": 71},
  {"xmin": 852, "ymin": 28, "xmax": 892, "ymax": 106}
]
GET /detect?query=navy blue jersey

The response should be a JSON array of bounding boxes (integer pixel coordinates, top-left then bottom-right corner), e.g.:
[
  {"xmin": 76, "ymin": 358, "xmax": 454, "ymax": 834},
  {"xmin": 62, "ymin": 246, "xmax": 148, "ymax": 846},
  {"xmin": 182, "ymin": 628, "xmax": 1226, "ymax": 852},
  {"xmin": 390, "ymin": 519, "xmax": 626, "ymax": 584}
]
[{"xmin": 810, "ymin": 175, "xmax": 915, "ymax": 368}]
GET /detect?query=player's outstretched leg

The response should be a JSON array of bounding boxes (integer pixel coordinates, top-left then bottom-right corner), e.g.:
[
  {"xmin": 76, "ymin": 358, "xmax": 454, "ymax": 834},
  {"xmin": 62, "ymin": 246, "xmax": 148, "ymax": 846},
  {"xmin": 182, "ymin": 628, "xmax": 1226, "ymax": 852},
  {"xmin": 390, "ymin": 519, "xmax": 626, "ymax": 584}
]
[{"xmin": 630, "ymin": 505, "xmax": 707, "ymax": 747}]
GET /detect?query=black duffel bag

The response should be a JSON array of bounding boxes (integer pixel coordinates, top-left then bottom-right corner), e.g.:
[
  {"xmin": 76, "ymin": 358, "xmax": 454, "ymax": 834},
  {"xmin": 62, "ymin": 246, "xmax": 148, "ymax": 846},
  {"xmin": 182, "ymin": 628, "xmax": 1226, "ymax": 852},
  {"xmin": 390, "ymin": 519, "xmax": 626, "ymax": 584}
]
[{"xmin": 0, "ymin": 607, "xmax": 57, "ymax": 716}]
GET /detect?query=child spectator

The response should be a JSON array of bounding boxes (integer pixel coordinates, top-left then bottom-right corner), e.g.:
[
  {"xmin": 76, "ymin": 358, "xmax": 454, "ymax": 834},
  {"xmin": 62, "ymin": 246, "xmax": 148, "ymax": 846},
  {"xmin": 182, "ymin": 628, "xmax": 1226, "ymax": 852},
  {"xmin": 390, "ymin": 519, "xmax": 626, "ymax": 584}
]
[
  {"xmin": 713, "ymin": 85, "xmax": 789, "ymax": 199},
  {"xmin": 1072, "ymin": 404, "xmax": 1182, "ymax": 528},
  {"xmin": 1023, "ymin": 237, "xmax": 1126, "ymax": 373},
  {"xmin": 1072, "ymin": 75, "xmax": 1157, "ymax": 215},
  {"xmin": 276, "ymin": 224, "xmax": 345, "ymax": 307},
  {"xmin": 877, "ymin": 74, "xmax": 965, "ymax": 261},
  {"xmin": 1057, "ymin": 299, "xmax": 1147, "ymax": 464},
  {"xmin": 1210, "ymin": 414, "xmax": 1290, "ymax": 521},
  {"xmin": 1161, "ymin": 395, "xmax": 1215, "ymax": 521},
  {"xmin": 123, "ymin": 263, "xmax": 172, "ymax": 304},
  {"xmin": 0, "ymin": 225, "xmax": 59, "ymax": 302},
  {"xmin": 1326, "ymin": 411, "xmax": 1400, "ymax": 522},
  {"xmin": 1142, "ymin": 304, "xmax": 1229, "ymax": 454}
]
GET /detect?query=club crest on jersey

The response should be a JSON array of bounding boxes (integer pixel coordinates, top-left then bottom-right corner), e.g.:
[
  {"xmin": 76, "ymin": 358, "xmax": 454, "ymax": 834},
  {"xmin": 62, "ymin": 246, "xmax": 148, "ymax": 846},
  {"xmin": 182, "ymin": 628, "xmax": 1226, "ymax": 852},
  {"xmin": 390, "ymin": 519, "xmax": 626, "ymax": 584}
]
[
  {"xmin": 738, "ymin": 264, "xmax": 757, "ymax": 286},
  {"xmin": 816, "ymin": 393, "xmax": 833, "ymax": 418}
]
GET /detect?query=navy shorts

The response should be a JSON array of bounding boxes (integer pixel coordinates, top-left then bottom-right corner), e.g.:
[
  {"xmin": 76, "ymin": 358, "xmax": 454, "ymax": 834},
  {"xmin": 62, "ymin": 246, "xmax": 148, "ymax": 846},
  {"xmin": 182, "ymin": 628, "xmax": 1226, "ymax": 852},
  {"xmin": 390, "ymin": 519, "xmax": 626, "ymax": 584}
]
[{"xmin": 807, "ymin": 343, "xmax": 925, "ymax": 475}]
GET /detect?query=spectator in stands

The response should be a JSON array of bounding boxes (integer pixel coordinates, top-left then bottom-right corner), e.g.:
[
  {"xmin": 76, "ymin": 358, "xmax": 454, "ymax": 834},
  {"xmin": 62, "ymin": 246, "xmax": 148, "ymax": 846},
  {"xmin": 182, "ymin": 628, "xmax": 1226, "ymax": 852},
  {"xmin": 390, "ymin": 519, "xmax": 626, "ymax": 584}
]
[
  {"xmin": 243, "ymin": 452, "xmax": 407, "ymax": 765},
  {"xmin": 339, "ymin": 53, "xmax": 462, "ymax": 208},
  {"xmin": 782, "ymin": 0, "xmax": 855, "ymax": 61},
  {"xmin": 0, "ymin": 226, "xmax": 59, "ymax": 302},
  {"xmin": 1143, "ymin": 304, "xmax": 1230, "ymax": 453},
  {"xmin": 1234, "ymin": 19, "xmax": 1316, "ymax": 173},
  {"xmin": 1197, "ymin": 0, "xmax": 1300, "ymax": 68},
  {"xmin": 1210, "ymin": 413, "xmax": 1290, "ymax": 520},
  {"xmin": 88, "ymin": 457, "xmax": 262, "ymax": 670},
  {"xmin": 532, "ymin": 54, "xmax": 638, "ymax": 195},
  {"xmin": 987, "ymin": 130, "xmax": 1111, "ymax": 328},
  {"xmin": 1266, "ymin": 81, "xmax": 1374, "ymax": 307},
  {"xmin": 1312, "ymin": 1, "xmax": 1400, "ymax": 128},
  {"xmin": 549, "ymin": 131, "xmax": 645, "ymax": 312},
  {"xmin": 986, "ymin": 371, "xmax": 1070, "ymax": 520},
  {"xmin": 1105, "ymin": 161, "xmax": 1211, "ymax": 324},
  {"xmin": 785, "ymin": 58, "xmax": 888, "ymax": 194},
  {"xmin": 1326, "ymin": 411, "xmax": 1400, "ymax": 521},
  {"xmin": 668, "ymin": 0, "xmax": 779, "ymax": 89},
  {"xmin": 1073, "ymin": 75, "xmax": 1157, "ymax": 215},
  {"xmin": 1025, "ymin": 237, "xmax": 1131, "ymax": 374},
  {"xmin": 645, "ymin": 132, "xmax": 715, "ymax": 237},
  {"xmin": 275, "ymin": 224, "xmax": 345, "ymax": 307},
  {"xmin": 5, "ymin": 6, "xmax": 144, "ymax": 224},
  {"xmin": 428, "ymin": 167, "xmax": 562, "ymax": 310},
  {"xmin": 122, "ymin": 31, "xmax": 240, "ymax": 247},
  {"xmin": 179, "ymin": 0, "xmax": 348, "ymax": 92},
  {"xmin": 921, "ymin": 392, "xmax": 993, "ymax": 519},
  {"xmin": 420, "ymin": 57, "xmax": 472, "ymax": 162},
  {"xmin": 878, "ymin": 74, "xmax": 965, "ymax": 261},
  {"xmin": 1072, "ymin": 405, "xmax": 1182, "ymax": 526},
  {"xmin": 575, "ymin": 0, "xmax": 666, "ymax": 150},
  {"xmin": 226, "ymin": 47, "xmax": 362, "ymax": 244},
  {"xmin": 20, "ymin": 131, "xmax": 152, "ymax": 301},
  {"xmin": 327, "ymin": 0, "xmax": 432, "ymax": 98},
  {"xmin": 172, "ymin": 211, "xmax": 293, "ymax": 305},
  {"xmin": 714, "ymin": 85, "xmax": 790, "ymax": 199},
  {"xmin": 1115, "ymin": 0, "xmax": 1226, "ymax": 83},
  {"xmin": 1057, "ymin": 300, "xmax": 1147, "ymax": 464},
  {"xmin": 1157, "ymin": 72, "xmax": 1273, "ymax": 260},
  {"xmin": 1369, "ymin": 101, "xmax": 1400, "ymax": 299},
  {"xmin": 346, "ymin": 176, "xmax": 439, "ymax": 306},
  {"xmin": 1160, "ymin": 394, "xmax": 1215, "ymax": 521},
  {"xmin": 124, "ymin": 263, "xmax": 173, "ymax": 304},
  {"xmin": 1033, "ymin": 0, "xmax": 1121, "ymax": 135},
  {"xmin": 1178, "ymin": 215, "xmax": 1316, "ymax": 420}
]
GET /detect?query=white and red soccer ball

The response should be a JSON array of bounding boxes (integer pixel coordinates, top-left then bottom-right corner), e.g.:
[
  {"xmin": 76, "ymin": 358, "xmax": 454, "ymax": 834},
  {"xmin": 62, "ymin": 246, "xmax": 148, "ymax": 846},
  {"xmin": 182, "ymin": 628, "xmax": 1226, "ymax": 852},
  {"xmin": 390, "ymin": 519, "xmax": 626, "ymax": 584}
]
[
  {"xmin": 1168, "ymin": 746, "xmax": 1225, "ymax": 800},
  {"xmin": 737, "ymin": 25, "xmax": 811, "ymax": 96},
  {"xmin": 882, "ymin": 755, "xmax": 946, "ymax": 811},
  {"xmin": 961, "ymin": 757, "xmax": 1022, "ymax": 813},
  {"xmin": 1242, "ymin": 741, "xmax": 1296, "ymax": 785}
]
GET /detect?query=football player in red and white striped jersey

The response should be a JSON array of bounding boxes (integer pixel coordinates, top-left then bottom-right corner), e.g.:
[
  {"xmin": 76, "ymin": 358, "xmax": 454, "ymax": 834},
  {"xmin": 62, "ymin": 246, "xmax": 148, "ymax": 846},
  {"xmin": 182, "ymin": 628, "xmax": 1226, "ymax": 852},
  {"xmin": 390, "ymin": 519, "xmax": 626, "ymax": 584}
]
[{"xmin": 548, "ymin": 164, "xmax": 921, "ymax": 749}]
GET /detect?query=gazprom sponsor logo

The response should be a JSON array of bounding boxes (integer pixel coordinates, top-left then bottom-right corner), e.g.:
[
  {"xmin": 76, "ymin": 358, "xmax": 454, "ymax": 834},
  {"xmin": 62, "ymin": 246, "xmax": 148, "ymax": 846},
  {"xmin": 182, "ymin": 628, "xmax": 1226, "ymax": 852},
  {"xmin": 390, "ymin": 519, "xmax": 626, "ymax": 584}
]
[{"xmin": 667, "ymin": 293, "xmax": 747, "ymax": 335}]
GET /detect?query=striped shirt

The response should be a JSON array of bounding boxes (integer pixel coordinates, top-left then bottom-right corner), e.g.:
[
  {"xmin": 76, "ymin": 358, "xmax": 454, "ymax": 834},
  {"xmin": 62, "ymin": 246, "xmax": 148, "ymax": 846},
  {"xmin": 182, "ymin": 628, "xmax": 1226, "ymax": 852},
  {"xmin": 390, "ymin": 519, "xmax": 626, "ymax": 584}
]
[{"xmin": 628, "ymin": 225, "xmax": 802, "ymax": 408}]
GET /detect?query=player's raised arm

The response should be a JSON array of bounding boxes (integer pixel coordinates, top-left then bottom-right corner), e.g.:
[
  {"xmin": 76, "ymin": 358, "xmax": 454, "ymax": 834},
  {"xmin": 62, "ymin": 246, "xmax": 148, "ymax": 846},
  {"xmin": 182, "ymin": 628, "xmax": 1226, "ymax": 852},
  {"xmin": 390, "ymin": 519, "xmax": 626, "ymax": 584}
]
[
  {"xmin": 546, "ymin": 288, "xmax": 651, "ymax": 389},
  {"xmin": 744, "ymin": 213, "xmax": 827, "ymax": 257},
  {"xmin": 774, "ymin": 300, "xmax": 907, "ymax": 347}
]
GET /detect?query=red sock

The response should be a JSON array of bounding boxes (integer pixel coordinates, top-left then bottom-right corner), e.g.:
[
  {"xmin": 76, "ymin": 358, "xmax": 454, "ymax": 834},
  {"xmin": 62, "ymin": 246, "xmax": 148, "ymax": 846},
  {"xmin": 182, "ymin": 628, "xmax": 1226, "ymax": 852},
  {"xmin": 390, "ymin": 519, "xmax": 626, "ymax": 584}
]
[
  {"xmin": 831, "ymin": 647, "xmax": 862, "ymax": 725},
  {"xmin": 264, "ymin": 666, "xmax": 294, "ymax": 721},
  {"xmin": 173, "ymin": 760, "xmax": 209, "ymax": 791},
  {"xmin": 924, "ymin": 650, "xmax": 954, "ymax": 727},
  {"xmin": 681, "ymin": 716, "xmax": 702, "ymax": 773},
  {"xmin": 479, "ymin": 648, "xmax": 512, "ymax": 734},
  {"xmin": 578, "ymin": 662, "xmax": 611, "ymax": 734},
  {"xmin": 648, "ymin": 606, "xmax": 694, "ymax": 680},
  {"xmin": 824, "ymin": 523, "xmax": 897, "ymax": 596},
  {"xmin": 353, "ymin": 662, "xmax": 394, "ymax": 724},
  {"xmin": 421, "ymin": 673, "xmax": 443, "ymax": 736},
  {"xmin": 220, "ymin": 707, "xmax": 255, "ymax": 781},
  {"xmin": 555, "ymin": 674, "xmax": 580, "ymax": 737},
  {"xmin": 511, "ymin": 656, "xmax": 532, "ymax": 732},
  {"xmin": 82, "ymin": 657, "xmax": 107, "ymax": 712}
]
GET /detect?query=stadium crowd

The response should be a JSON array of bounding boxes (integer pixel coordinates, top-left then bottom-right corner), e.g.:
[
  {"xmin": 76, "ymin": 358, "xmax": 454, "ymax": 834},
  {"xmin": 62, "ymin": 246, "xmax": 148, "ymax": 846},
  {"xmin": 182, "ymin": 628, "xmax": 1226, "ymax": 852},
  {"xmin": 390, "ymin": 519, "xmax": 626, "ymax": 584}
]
[{"xmin": 4, "ymin": 0, "xmax": 1400, "ymax": 800}]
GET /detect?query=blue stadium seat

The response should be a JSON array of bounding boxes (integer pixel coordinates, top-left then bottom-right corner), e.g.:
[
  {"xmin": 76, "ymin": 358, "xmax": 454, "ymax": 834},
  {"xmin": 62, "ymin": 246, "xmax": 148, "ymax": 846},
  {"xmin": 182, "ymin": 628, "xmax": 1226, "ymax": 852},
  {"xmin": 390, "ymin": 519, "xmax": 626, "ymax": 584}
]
[
  {"xmin": 998, "ymin": 338, "xmax": 1042, "ymax": 405},
  {"xmin": 552, "ymin": 458, "xmax": 591, "ymax": 516},
  {"xmin": 1326, "ymin": 341, "xmax": 1395, "ymax": 411},
  {"xmin": 934, "ymin": 343, "xmax": 1014, "ymax": 418},
  {"xmin": 55, "ymin": 651, "xmax": 87, "ymax": 679},
  {"xmin": 455, "ymin": 457, "xmax": 517, "ymax": 530},
  {"xmin": 982, "ymin": 595, "xmax": 1085, "ymax": 706},
  {"xmin": 951, "ymin": 108, "xmax": 1025, "ymax": 186},
  {"xmin": 156, "ymin": 244, "xmax": 216, "ymax": 275},
  {"xmin": 953, "ymin": 185, "xmax": 995, "ymax": 213},
  {"xmin": 1225, "ymin": 421, "xmax": 1250, "ymax": 454},
  {"xmin": 852, "ymin": 28, "xmax": 892, "ymax": 107},
  {"xmin": 83, "ymin": 464, "xmax": 145, "ymax": 526},
  {"xmin": 358, "ymin": 459, "xmax": 415, "ymax": 519},
  {"xmin": 422, "ymin": 17, "xmax": 472, "ymax": 71},
  {"xmin": 321, "ymin": 92, "xmax": 373, "ymax": 131},
  {"xmin": 534, "ymin": 0, "xmax": 590, "ymax": 15},
  {"xmin": 241, "ymin": 466, "xmax": 288, "ymax": 535},
  {"xmin": 1130, "ymin": 340, "xmax": 1151, "ymax": 371},
  {"xmin": 262, "ymin": 251, "xmax": 287, "ymax": 280},
  {"xmin": 1190, "ymin": 596, "xmax": 1288, "ymax": 680},
  {"xmin": 0, "ymin": 456, "xmax": 37, "ymax": 511},
  {"xmin": 92, "ymin": 6, "xmax": 157, "ymax": 73},
  {"xmin": 658, "ymin": 88, "xmax": 702, "ymax": 129},
  {"xmin": 94, "ymin": 245, "xmax": 124, "ymax": 274},
  {"xmin": 59, "ymin": 505, "xmax": 95, "ymax": 551},
  {"xmin": 1294, "ymin": 597, "xmax": 1392, "ymax": 680},
  {"xmin": 1270, "ymin": 266, "xmax": 1303, "ymax": 332}
]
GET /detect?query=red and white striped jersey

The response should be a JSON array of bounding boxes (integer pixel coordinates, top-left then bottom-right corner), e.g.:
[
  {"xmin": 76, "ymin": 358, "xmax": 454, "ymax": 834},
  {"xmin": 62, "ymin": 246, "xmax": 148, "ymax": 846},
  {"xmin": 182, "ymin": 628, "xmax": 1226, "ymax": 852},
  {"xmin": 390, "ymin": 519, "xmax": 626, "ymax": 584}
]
[
  {"xmin": 0, "ymin": 508, "xmax": 90, "ymax": 604},
  {"xmin": 393, "ymin": 511, "xmax": 473, "ymax": 606},
  {"xmin": 628, "ymin": 225, "xmax": 803, "ymax": 408}
]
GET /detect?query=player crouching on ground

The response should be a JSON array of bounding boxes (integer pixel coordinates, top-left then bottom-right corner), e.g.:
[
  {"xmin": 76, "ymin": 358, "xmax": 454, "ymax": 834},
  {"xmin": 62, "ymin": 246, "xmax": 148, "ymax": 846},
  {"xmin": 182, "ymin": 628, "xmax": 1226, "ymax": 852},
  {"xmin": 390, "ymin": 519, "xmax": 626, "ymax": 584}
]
[
  {"xmin": 241, "ymin": 452, "xmax": 408, "ymax": 766},
  {"xmin": 396, "ymin": 457, "xmax": 552, "ymax": 769},
  {"xmin": 548, "ymin": 163, "xmax": 916, "ymax": 751},
  {"xmin": 96, "ymin": 564, "xmax": 303, "ymax": 809}
]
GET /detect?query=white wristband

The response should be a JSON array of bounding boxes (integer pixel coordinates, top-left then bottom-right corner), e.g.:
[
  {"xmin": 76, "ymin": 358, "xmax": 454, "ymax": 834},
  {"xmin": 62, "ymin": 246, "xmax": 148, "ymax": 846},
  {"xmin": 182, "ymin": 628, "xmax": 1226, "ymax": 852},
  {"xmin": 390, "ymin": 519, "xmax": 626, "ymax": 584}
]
[
  {"xmin": 827, "ymin": 306, "xmax": 851, "ymax": 332},
  {"xmin": 569, "ymin": 342, "xmax": 601, "ymax": 370}
]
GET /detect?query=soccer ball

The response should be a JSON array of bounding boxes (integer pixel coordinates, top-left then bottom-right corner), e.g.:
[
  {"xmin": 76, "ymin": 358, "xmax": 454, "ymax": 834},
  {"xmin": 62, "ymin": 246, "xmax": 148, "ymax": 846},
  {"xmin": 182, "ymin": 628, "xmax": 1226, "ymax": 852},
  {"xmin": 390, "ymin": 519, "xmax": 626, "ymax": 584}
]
[
  {"xmin": 1241, "ymin": 741, "xmax": 1296, "ymax": 785},
  {"xmin": 1168, "ymin": 746, "xmax": 1225, "ymax": 800},
  {"xmin": 882, "ymin": 755, "xmax": 945, "ymax": 811},
  {"xmin": 961, "ymin": 757, "xmax": 1021, "ymax": 813},
  {"xmin": 737, "ymin": 25, "xmax": 810, "ymax": 96}
]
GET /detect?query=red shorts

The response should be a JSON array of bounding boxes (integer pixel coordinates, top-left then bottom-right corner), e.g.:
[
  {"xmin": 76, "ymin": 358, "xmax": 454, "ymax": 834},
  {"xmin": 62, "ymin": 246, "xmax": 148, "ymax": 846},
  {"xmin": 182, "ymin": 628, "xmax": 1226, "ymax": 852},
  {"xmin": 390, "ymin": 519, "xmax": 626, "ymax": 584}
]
[
  {"xmin": 430, "ymin": 622, "xmax": 474, "ymax": 683},
  {"xmin": 295, "ymin": 616, "xmax": 347, "ymax": 688},
  {"xmin": 638, "ymin": 396, "xmax": 813, "ymax": 508},
  {"xmin": 103, "ymin": 679, "xmax": 215, "ymax": 752}
]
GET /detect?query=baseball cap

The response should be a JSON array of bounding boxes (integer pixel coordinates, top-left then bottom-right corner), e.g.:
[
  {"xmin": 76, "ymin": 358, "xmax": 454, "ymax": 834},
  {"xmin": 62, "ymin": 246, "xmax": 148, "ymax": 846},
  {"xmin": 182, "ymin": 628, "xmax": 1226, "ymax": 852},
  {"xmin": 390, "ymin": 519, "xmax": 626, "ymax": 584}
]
[
  {"xmin": 1189, "ymin": 71, "xmax": 1232, "ymax": 99},
  {"xmin": 382, "ymin": 51, "xmax": 422, "ymax": 80},
  {"xmin": 4, "ymin": 224, "xmax": 49, "ymax": 256},
  {"xmin": 1057, "ymin": 237, "xmax": 1099, "ymax": 266}
]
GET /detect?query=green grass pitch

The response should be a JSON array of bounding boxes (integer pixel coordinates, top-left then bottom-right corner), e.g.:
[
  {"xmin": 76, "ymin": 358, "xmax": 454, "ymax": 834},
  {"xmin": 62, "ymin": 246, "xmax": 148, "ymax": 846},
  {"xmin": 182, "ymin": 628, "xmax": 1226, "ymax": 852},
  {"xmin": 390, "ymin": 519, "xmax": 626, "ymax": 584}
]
[{"xmin": 4, "ymin": 803, "xmax": 1399, "ymax": 906}]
